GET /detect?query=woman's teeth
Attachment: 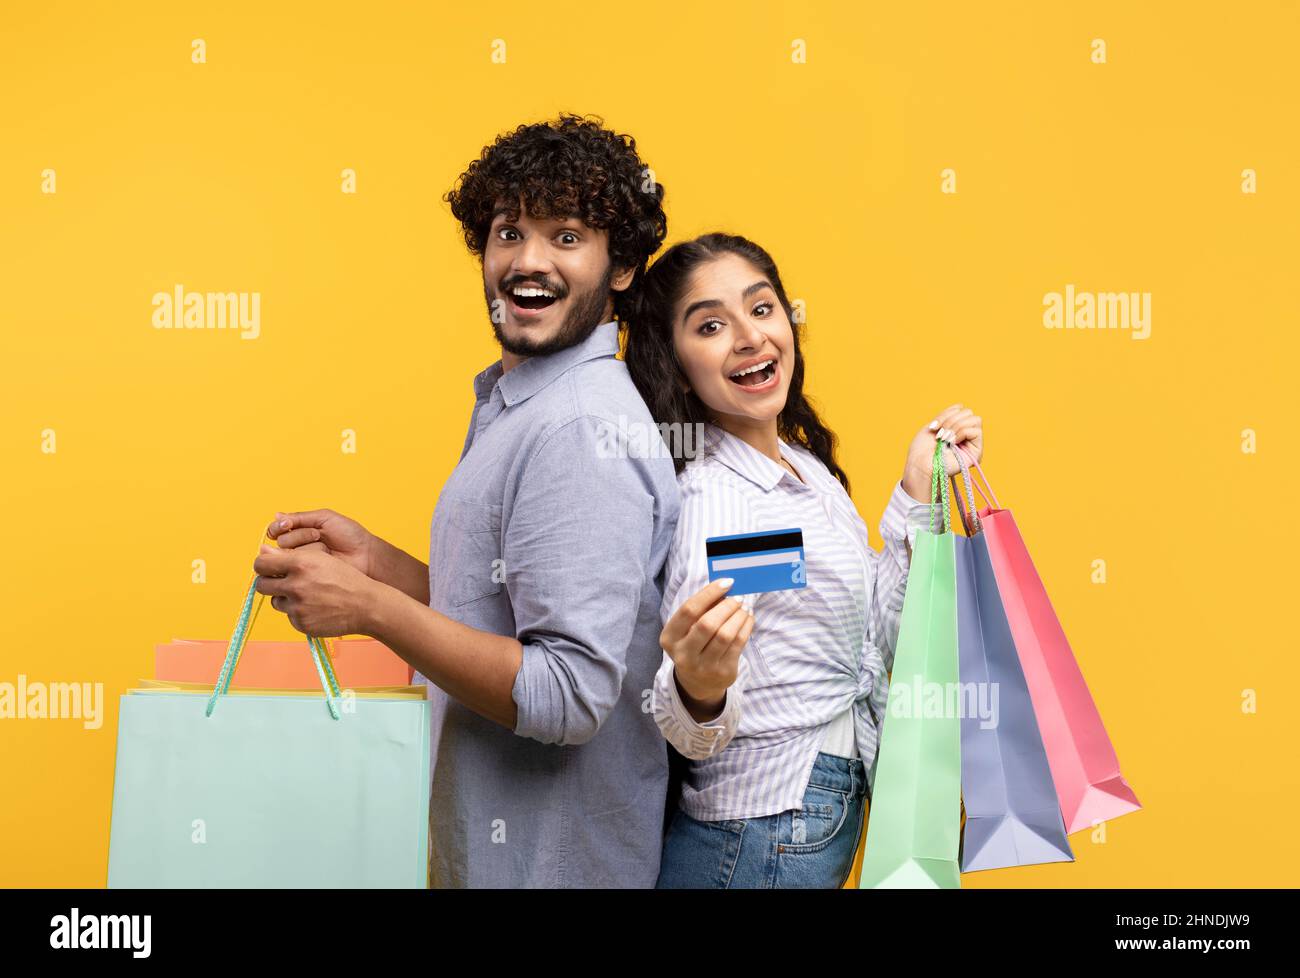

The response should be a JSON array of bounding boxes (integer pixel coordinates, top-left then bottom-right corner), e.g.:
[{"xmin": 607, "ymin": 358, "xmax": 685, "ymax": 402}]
[{"xmin": 728, "ymin": 359, "xmax": 777, "ymax": 387}]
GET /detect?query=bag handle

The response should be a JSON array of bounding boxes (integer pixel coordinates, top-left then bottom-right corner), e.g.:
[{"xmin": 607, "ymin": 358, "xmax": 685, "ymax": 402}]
[
  {"xmin": 950, "ymin": 442, "xmax": 1000, "ymax": 510},
  {"xmin": 205, "ymin": 530, "xmax": 343, "ymax": 719},
  {"xmin": 949, "ymin": 444, "xmax": 982, "ymax": 536},
  {"xmin": 927, "ymin": 438, "xmax": 953, "ymax": 535}
]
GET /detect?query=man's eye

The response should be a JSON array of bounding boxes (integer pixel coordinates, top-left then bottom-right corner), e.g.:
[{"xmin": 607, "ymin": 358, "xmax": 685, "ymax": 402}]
[
  {"xmin": 497, "ymin": 227, "xmax": 518, "ymax": 241},
  {"xmin": 557, "ymin": 232, "xmax": 578, "ymax": 245}
]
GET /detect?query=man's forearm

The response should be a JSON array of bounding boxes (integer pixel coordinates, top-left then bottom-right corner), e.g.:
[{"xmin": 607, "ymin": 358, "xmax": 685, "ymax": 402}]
[
  {"xmin": 363, "ymin": 579, "xmax": 522, "ymax": 730},
  {"xmin": 368, "ymin": 535, "xmax": 431, "ymax": 605}
]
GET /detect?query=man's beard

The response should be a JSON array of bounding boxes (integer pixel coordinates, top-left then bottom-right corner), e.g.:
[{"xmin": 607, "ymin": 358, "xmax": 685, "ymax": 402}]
[{"xmin": 487, "ymin": 263, "xmax": 615, "ymax": 359}]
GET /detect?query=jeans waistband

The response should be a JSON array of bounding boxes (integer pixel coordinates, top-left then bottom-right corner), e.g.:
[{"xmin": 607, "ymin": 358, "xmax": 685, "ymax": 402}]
[{"xmin": 808, "ymin": 750, "xmax": 867, "ymax": 797}]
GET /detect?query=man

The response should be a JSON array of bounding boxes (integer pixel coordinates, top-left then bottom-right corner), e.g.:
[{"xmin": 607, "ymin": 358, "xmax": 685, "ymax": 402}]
[{"xmin": 253, "ymin": 114, "xmax": 680, "ymax": 887}]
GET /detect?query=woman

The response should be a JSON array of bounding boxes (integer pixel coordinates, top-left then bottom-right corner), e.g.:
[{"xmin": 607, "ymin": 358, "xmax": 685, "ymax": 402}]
[{"xmin": 623, "ymin": 233, "xmax": 984, "ymax": 888}]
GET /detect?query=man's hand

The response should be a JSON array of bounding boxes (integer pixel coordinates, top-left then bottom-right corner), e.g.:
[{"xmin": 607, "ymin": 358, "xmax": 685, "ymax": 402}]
[
  {"xmin": 266, "ymin": 509, "xmax": 375, "ymax": 578},
  {"xmin": 659, "ymin": 579, "xmax": 754, "ymax": 722},
  {"xmin": 253, "ymin": 544, "xmax": 380, "ymax": 638}
]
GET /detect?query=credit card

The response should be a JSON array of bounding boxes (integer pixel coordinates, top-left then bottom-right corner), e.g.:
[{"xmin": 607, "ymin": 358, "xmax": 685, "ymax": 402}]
[{"xmin": 705, "ymin": 528, "xmax": 806, "ymax": 596}]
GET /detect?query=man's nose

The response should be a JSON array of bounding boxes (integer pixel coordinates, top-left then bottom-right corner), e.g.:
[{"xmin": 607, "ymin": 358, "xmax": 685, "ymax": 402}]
[{"xmin": 511, "ymin": 235, "xmax": 555, "ymax": 279}]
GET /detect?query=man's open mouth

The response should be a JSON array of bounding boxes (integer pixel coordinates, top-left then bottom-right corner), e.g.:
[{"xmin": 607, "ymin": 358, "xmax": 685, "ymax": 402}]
[
  {"xmin": 728, "ymin": 358, "xmax": 777, "ymax": 388},
  {"xmin": 508, "ymin": 283, "xmax": 561, "ymax": 312}
]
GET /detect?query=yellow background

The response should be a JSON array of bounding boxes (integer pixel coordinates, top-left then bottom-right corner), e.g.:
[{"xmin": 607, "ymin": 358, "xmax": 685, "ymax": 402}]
[{"xmin": 1, "ymin": 1, "xmax": 1295, "ymax": 887}]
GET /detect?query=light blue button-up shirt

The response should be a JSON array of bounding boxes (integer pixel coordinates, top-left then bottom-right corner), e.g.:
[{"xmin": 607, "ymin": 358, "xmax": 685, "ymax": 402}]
[{"xmin": 415, "ymin": 321, "xmax": 681, "ymax": 887}]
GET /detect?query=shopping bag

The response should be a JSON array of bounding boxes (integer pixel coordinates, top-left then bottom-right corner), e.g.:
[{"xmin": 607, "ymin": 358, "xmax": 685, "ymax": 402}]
[
  {"xmin": 949, "ymin": 446, "xmax": 1073, "ymax": 870},
  {"xmin": 156, "ymin": 637, "xmax": 411, "ymax": 689},
  {"xmin": 134, "ymin": 678, "xmax": 427, "ymax": 698},
  {"xmin": 956, "ymin": 445, "xmax": 1141, "ymax": 834},
  {"xmin": 859, "ymin": 441, "xmax": 962, "ymax": 889},
  {"xmin": 107, "ymin": 571, "xmax": 431, "ymax": 887}
]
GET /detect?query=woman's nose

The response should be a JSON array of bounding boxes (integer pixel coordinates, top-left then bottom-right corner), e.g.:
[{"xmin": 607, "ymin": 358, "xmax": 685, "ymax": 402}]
[{"xmin": 733, "ymin": 316, "xmax": 765, "ymax": 351}]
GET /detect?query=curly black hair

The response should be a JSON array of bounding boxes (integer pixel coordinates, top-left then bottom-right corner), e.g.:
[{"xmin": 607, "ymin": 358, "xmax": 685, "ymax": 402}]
[
  {"xmin": 623, "ymin": 232, "xmax": 851, "ymax": 493},
  {"xmin": 445, "ymin": 113, "xmax": 668, "ymax": 324}
]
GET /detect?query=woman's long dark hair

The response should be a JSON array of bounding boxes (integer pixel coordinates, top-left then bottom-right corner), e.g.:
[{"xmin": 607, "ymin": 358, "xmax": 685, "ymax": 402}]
[{"xmin": 623, "ymin": 232, "xmax": 850, "ymax": 493}]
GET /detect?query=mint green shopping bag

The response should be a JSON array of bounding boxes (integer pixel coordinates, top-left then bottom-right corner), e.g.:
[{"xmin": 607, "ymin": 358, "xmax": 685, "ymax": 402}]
[
  {"xmin": 107, "ymin": 574, "xmax": 431, "ymax": 888},
  {"xmin": 859, "ymin": 441, "xmax": 962, "ymax": 889}
]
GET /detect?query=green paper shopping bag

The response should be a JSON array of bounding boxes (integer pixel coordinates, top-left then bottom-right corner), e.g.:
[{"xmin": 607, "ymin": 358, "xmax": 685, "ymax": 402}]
[
  {"xmin": 107, "ymin": 565, "xmax": 431, "ymax": 888},
  {"xmin": 859, "ymin": 441, "xmax": 962, "ymax": 889}
]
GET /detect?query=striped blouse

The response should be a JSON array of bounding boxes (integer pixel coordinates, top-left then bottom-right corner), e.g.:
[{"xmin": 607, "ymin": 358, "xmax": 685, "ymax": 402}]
[{"xmin": 651, "ymin": 423, "xmax": 934, "ymax": 821}]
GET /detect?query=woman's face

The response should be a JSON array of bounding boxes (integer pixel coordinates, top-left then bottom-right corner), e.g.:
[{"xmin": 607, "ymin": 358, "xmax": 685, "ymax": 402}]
[{"xmin": 671, "ymin": 252, "xmax": 794, "ymax": 427}]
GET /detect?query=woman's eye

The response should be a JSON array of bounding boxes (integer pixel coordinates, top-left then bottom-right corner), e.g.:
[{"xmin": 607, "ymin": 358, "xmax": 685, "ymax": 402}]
[
  {"xmin": 698, "ymin": 320, "xmax": 723, "ymax": 336},
  {"xmin": 753, "ymin": 301, "xmax": 773, "ymax": 316}
]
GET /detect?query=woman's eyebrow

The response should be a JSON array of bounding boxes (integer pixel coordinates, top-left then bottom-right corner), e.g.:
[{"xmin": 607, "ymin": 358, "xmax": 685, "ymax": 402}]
[
  {"xmin": 680, "ymin": 281, "xmax": 774, "ymax": 322},
  {"xmin": 680, "ymin": 297, "xmax": 722, "ymax": 321}
]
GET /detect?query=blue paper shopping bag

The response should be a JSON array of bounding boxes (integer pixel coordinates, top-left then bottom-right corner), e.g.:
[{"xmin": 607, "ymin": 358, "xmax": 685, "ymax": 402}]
[
  {"xmin": 949, "ymin": 446, "xmax": 1073, "ymax": 872},
  {"xmin": 107, "ymin": 573, "xmax": 431, "ymax": 888}
]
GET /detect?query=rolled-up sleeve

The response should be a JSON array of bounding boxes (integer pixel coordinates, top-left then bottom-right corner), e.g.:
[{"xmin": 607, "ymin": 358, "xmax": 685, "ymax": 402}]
[
  {"xmin": 652, "ymin": 654, "xmax": 747, "ymax": 760},
  {"xmin": 506, "ymin": 415, "xmax": 655, "ymax": 746},
  {"xmin": 870, "ymin": 479, "xmax": 936, "ymax": 671}
]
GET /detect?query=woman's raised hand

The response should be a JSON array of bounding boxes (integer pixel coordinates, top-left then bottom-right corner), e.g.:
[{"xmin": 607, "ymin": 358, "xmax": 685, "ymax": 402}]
[
  {"xmin": 659, "ymin": 579, "xmax": 755, "ymax": 720},
  {"xmin": 903, "ymin": 403, "xmax": 984, "ymax": 497}
]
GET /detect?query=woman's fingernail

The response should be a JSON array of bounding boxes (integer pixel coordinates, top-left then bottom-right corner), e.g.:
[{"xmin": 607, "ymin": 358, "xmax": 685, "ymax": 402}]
[
  {"xmin": 279, "ymin": 520, "xmax": 291, "ymax": 529},
  {"xmin": 929, "ymin": 420, "xmax": 939, "ymax": 430},
  {"xmin": 716, "ymin": 578, "xmax": 734, "ymax": 590}
]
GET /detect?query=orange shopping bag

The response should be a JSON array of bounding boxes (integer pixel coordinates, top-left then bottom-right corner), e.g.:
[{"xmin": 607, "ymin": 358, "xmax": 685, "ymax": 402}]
[{"xmin": 156, "ymin": 637, "xmax": 411, "ymax": 689}]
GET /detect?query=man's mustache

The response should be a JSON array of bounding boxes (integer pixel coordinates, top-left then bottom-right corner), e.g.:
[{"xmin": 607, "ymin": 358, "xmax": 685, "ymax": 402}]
[{"xmin": 499, "ymin": 276, "xmax": 566, "ymax": 297}]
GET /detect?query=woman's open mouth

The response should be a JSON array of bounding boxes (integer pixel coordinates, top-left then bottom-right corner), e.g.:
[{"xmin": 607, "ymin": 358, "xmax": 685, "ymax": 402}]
[
  {"xmin": 727, "ymin": 357, "xmax": 779, "ymax": 393},
  {"xmin": 506, "ymin": 284, "xmax": 561, "ymax": 319}
]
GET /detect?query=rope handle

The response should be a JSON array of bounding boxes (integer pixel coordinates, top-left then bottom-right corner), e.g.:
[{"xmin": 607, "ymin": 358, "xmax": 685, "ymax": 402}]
[
  {"xmin": 927, "ymin": 438, "xmax": 952, "ymax": 535},
  {"xmin": 950, "ymin": 442, "xmax": 1000, "ymax": 509},
  {"xmin": 205, "ymin": 528, "xmax": 343, "ymax": 719},
  {"xmin": 950, "ymin": 442, "xmax": 982, "ymax": 536}
]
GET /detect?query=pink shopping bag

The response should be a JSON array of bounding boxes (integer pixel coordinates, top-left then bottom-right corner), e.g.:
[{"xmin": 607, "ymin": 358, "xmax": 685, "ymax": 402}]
[{"xmin": 953, "ymin": 444, "xmax": 1140, "ymax": 834}]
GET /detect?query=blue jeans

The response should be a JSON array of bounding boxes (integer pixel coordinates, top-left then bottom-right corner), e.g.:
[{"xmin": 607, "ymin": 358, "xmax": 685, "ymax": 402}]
[{"xmin": 656, "ymin": 752, "xmax": 869, "ymax": 889}]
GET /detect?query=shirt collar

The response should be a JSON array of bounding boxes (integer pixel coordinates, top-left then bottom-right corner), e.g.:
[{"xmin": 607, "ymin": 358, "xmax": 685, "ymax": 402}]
[
  {"xmin": 704, "ymin": 424, "xmax": 811, "ymax": 492},
  {"xmin": 472, "ymin": 320, "xmax": 621, "ymax": 406}
]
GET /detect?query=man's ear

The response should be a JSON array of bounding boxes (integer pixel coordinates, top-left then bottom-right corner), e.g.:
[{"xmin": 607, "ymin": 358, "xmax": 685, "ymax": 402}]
[{"xmin": 609, "ymin": 265, "xmax": 636, "ymax": 293}]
